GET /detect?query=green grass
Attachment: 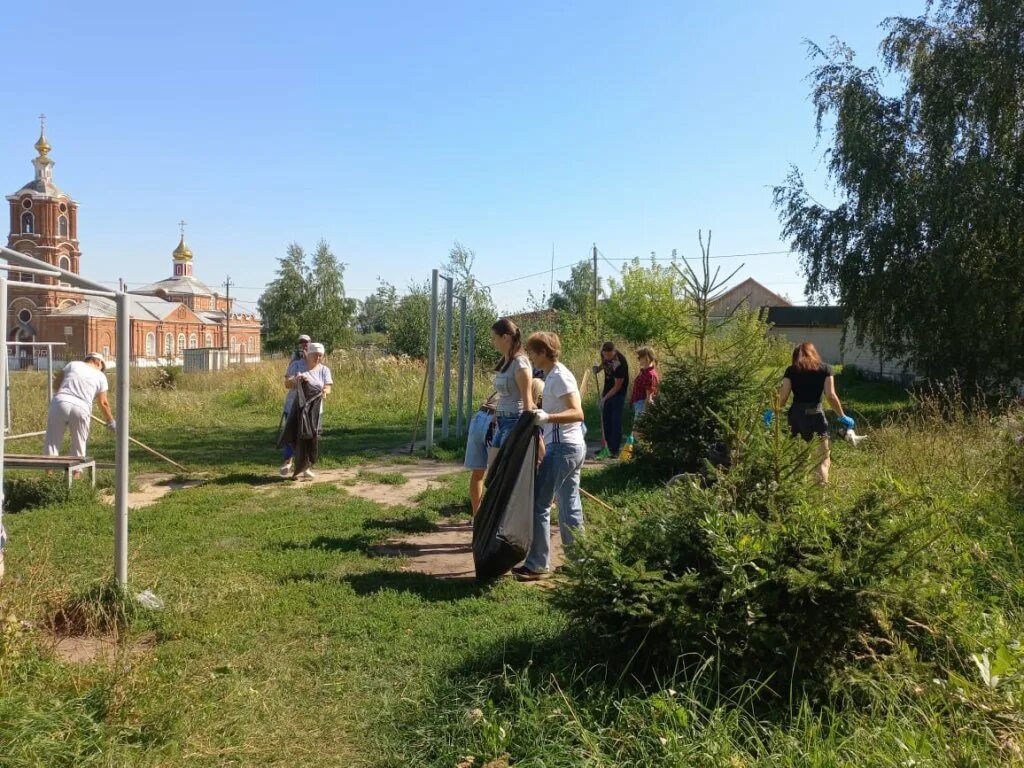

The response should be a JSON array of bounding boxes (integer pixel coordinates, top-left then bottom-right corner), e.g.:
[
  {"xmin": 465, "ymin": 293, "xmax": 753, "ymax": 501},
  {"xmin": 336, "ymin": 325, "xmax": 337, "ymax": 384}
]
[
  {"xmin": 1, "ymin": 358, "xmax": 1022, "ymax": 766},
  {"xmin": 357, "ymin": 470, "xmax": 409, "ymax": 486}
]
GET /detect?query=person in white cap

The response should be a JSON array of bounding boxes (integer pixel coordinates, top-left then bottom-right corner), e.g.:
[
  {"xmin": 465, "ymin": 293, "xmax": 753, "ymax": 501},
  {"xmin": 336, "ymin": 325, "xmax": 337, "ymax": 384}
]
[
  {"xmin": 279, "ymin": 341, "xmax": 332, "ymax": 477},
  {"xmin": 44, "ymin": 352, "xmax": 115, "ymax": 458},
  {"xmin": 293, "ymin": 334, "xmax": 311, "ymax": 362}
]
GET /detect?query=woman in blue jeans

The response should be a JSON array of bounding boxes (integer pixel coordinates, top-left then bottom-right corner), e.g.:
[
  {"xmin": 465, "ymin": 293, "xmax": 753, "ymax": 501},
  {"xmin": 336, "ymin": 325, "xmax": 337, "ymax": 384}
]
[
  {"xmin": 514, "ymin": 331, "xmax": 587, "ymax": 581},
  {"xmin": 489, "ymin": 318, "xmax": 534, "ymax": 453}
]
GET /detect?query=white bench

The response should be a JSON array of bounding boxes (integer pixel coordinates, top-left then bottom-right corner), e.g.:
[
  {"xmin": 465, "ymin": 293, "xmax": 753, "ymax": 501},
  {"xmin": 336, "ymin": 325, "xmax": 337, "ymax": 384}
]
[{"xmin": 5, "ymin": 454, "xmax": 97, "ymax": 489}]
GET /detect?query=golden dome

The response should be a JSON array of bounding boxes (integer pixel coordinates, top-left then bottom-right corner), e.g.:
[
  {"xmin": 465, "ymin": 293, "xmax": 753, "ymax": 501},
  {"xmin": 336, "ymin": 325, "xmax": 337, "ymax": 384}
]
[
  {"xmin": 34, "ymin": 130, "xmax": 51, "ymax": 157},
  {"xmin": 173, "ymin": 234, "xmax": 193, "ymax": 261}
]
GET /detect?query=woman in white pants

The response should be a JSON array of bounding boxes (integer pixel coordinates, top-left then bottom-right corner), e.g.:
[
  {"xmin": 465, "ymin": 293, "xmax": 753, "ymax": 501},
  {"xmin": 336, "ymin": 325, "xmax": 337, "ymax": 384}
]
[{"xmin": 44, "ymin": 352, "xmax": 115, "ymax": 457}]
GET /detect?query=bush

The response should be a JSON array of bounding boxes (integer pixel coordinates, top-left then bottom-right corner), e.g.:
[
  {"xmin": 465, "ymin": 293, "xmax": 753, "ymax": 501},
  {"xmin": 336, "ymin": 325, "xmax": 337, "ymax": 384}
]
[
  {"xmin": 152, "ymin": 365, "xmax": 183, "ymax": 390},
  {"xmin": 3, "ymin": 475, "xmax": 95, "ymax": 513},
  {"xmin": 556, "ymin": 424, "xmax": 941, "ymax": 690},
  {"xmin": 636, "ymin": 308, "xmax": 783, "ymax": 477}
]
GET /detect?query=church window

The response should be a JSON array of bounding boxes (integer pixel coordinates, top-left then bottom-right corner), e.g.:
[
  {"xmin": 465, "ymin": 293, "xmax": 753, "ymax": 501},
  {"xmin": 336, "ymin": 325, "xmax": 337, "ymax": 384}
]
[
  {"xmin": 230, "ymin": 336, "xmax": 237, "ymax": 352},
  {"xmin": 59, "ymin": 202, "xmax": 67, "ymax": 213},
  {"xmin": 58, "ymin": 255, "xmax": 71, "ymax": 271},
  {"xmin": 146, "ymin": 333, "xmax": 156, "ymax": 356},
  {"xmin": 205, "ymin": 333, "xmax": 213, "ymax": 347},
  {"xmin": 21, "ymin": 212, "xmax": 33, "ymax": 234},
  {"xmin": 177, "ymin": 333, "xmax": 186, "ymax": 352},
  {"xmin": 189, "ymin": 333, "xmax": 197, "ymax": 349},
  {"xmin": 18, "ymin": 308, "xmax": 32, "ymax": 323},
  {"xmin": 164, "ymin": 333, "xmax": 173, "ymax": 355},
  {"xmin": 58, "ymin": 215, "xmax": 68, "ymax": 237},
  {"xmin": 247, "ymin": 337, "xmax": 254, "ymax": 353},
  {"xmin": 21, "ymin": 198, "xmax": 31, "ymax": 209}
]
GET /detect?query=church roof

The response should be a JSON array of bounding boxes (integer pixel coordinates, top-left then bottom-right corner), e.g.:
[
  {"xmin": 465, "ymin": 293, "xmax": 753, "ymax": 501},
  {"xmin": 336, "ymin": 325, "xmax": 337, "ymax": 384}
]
[
  {"xmin": 134, "ymin": 275, "xmax": 217, "ymax": 297},
  {"xmin": 52, "ymin": 295, "xmax": 220, "ymax": 324},
  {"xmin": 9, "ymin": 177, "xmax": 67, "ymax": 198}
]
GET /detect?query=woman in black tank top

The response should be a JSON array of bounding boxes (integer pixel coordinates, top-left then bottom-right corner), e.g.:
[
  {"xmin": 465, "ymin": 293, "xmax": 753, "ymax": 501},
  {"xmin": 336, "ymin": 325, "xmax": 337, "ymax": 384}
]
[{"xmin": 775, "ymin": 342, "xmax": 852, "ymax": 485}]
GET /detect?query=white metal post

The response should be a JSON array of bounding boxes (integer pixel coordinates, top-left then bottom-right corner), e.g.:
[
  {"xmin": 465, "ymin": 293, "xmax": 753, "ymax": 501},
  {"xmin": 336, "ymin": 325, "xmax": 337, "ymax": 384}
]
[
  {"xmin": 442, "ymin": 277, "xmax": 453, "ymax": 440},
  {"xmin": 114, "ymin": 292, "xmax": 130, "ymax": 586},
  {"xmin": 425, "ymin": 269, "xmax": 439, "ymax": 452},
  {"xmin": 0, "ymin": 276, "xmax": 8, "ymax": 550},
  {"xmin": 466, "ymin": 326, "xmax": 475, "ymax": 418},
  {"xmin": 456, "ymin": 294, "xmax": 467, "ymax": 439}
]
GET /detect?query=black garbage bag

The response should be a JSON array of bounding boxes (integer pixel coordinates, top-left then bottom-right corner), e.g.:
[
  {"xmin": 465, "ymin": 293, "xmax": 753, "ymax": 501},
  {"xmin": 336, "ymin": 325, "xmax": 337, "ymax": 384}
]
[{"xmin": 473, "ymin": 412, "xmax": 538, "ymax": 580}]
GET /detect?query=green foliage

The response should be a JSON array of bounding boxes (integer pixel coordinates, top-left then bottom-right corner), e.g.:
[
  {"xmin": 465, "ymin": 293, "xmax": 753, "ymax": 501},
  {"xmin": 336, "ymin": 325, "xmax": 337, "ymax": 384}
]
[
  {"xmin": 355, "ymin": 280, "xmax": 399, "ymax": 334},
  {"xmin": 443, "ymin": 241, "xmax": 499, "ymax": 369},
  {"xmin": 258, "ymin": 240, "xmax": 355, "ymax": 353},
  {"xmin": 151, "ymin": 365, "xmax": 182, "ymax": 390},
  {"xmin": 637, "ymin": 233, "xmax": 782, "ymax": 475},
  {"xmin": 557, "ymin": 425, "xmax": 941, "ymax": 690},
  {"xmin": 388, "ymin": 282, "xmax": 431, "ymax": 358},
  {"xmin": 603, "ymin": 257, "xmax": 692, "ymax": 352},
  {"xmin": 549, "ymin": 260, "xmax": 600, "ymax": 329},
  {"xmin": 774, "ymin": 0, "xmax": 1024, "ymax": 385},
  {"xmin": 46, "ymin": 578, "xmax": 148, "ymax": 637},
  {"xmin": 3, "ymin": 476, "xmax": 87, "ymax": 513}
]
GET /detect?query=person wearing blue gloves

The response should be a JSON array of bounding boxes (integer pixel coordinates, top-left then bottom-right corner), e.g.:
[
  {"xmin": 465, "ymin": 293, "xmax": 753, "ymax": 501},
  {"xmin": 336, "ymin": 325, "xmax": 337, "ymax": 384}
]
[{"xmin": 765, "ymin": 342, "xmax": 854, "ymax": 485}]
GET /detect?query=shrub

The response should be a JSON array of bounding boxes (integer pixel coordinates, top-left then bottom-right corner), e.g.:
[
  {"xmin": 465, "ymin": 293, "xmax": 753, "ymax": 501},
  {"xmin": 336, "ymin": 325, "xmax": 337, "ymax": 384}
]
[
  {"xmin": 3, "ymin": 476, "xmax": 95, "ymax": 513},
  {"xmin": 152, "ymin": 365, "xmax": 183, "ymax": 390},
  {"xmin": 556, "ymin": 424, "xmax": 941, "ymax": 690}
]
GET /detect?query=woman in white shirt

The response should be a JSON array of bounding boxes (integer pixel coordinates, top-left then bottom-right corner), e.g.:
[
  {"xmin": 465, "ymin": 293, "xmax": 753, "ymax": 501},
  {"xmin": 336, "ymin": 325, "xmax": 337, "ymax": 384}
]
[
  {"xmin": 44, "ymin": 352, "xmax": 115, "ymax": 458},
  {"xmin": 514, "ymin": 331, "xmax": 586, "ymax": 581}
]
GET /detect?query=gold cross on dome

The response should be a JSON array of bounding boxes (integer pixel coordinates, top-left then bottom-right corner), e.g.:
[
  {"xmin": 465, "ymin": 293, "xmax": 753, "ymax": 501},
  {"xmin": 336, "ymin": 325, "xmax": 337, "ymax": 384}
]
[
  {"xmin": 178, "ymin": 219, "xmax": 187, "ymax": 238},
  {"xmin": 38, "ymin": 113, "xmax": 46, "ymax": 132}
]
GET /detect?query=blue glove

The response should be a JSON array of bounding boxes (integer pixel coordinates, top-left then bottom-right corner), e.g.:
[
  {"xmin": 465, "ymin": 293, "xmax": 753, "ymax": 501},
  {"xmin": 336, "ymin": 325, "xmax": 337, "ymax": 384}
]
[
  {"xmin": 838, "ymin": 415, "xmax": 855, "ymax": 429},
  {"xmin": 762, "ymin": 409, "xmax": 774, "ymax": 427}
]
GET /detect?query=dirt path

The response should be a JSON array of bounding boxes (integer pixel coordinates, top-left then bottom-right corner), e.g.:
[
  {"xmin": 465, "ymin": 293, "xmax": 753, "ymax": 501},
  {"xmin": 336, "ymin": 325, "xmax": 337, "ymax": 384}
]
[
  {"xmin": 374, "ymin": 520, "xmax": 565, "ymax": 581},
  {"xmin": 101, "ymin": 473, "xmax": 204, "ymax": 509},
  {"xmin": 257, "ymin": 460, "xmax": 463, "ymax": 507}
]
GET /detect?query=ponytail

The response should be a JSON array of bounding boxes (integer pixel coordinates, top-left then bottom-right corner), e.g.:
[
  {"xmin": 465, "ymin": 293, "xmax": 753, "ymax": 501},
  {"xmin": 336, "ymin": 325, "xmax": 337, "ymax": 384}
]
[{"xmin": 492, "ymin": 318, "xmax": 523, "ymax": 372}]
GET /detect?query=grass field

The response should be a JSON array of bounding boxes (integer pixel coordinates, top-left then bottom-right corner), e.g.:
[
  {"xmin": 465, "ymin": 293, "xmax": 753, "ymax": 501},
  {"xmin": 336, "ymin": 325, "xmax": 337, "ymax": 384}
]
[{"xmin": 2, "ymin": 356, "xmax": 1022, "ymax": 767}]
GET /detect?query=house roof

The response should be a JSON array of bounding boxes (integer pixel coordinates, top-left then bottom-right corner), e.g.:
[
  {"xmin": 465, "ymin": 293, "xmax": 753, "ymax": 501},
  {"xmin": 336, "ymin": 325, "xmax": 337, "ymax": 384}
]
[
  {"xmin": 710, "ymin": 278, "xmax": 792, "ymax": 311},
  {"xmin": 765, "ymin": 306, "xmax": 844, "ymax": 327}
]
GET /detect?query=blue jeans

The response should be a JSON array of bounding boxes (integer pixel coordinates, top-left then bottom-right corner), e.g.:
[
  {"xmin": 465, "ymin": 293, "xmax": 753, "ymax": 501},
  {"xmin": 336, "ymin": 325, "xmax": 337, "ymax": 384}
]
[
  {"xmin": 602, "ymin": 395, "xmax": 626, "ymax": 456},
  {"xmin": 523, "ymin": 441, "xmax": 587, "ymax": 572},
  {"xmin": 492, "ymin": 414, "xmax": 520, "ymax": 449}
]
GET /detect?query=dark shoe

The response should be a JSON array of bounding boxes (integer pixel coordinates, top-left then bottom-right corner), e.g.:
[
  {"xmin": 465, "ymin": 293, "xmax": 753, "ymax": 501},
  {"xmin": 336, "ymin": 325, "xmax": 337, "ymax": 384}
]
[{"xmin": 514, "ymin": 568, "xmax": 550, "ymax": 582}]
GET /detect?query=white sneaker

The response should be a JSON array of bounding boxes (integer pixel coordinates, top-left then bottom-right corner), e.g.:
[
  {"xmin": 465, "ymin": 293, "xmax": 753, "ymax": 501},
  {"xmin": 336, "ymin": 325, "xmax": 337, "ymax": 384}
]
[
  {"xmin": 301, "ymin": 469, "xmax": 315, "ymax": 480},
  {"xmin": 279, "ymin": 462, "xmax": 292, "ymax": 477}
]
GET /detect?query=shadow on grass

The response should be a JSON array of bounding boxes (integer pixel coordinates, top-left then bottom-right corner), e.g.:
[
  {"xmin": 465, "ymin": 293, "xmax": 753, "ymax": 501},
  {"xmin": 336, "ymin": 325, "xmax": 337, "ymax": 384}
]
[
  {"xmin": 134, "ymin": 423, "xmax": 412, "ymax": 474},
  {"xmin": 343, "ymin": 570, "xmax": 492, "ymax": 601},
  {"xmin": 211, "ymin": 472, "xmax": 286, "ymax": 487},
  {"xmin": 276, "ymin": 534, "xmax": 376, "ymax": 553},
  {"xmin": 363, "ymin": 514, "xmax": 439, "ymax": 535}
]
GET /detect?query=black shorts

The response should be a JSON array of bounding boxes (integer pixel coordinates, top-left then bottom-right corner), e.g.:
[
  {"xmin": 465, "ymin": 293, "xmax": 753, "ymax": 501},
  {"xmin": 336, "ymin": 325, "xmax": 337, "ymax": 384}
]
[{"xmin": 788, "ymin": 405, "xmax": 828, "ymax": 442}]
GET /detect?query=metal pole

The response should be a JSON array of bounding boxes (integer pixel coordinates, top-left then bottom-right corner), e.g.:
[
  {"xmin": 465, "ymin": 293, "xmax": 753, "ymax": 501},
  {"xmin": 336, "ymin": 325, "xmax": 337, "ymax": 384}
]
[
  {"xmin": 0, "ymin": 276, "xmax": 8, "ymax": 553},
  {"xmin": 46, "ymin": 344, "xmax": 53, "ymax": 403},
  {"xmin": 114, "ymin": 291, "xmax": 130, "ymax": 587},
  {"xmin": 425, "ymin": 269, "xmax": 439, "ymax": 452},
  {"xmin": 455, "ymin": 294, "xmax": 467, "ymax": 439},
  {"xmin": 466, "ymin": 326, "xmax": 475, "ymax": 417},
  {"xmin": 442, "ymin": 277, "xmax": 453, "ymax": 440}
]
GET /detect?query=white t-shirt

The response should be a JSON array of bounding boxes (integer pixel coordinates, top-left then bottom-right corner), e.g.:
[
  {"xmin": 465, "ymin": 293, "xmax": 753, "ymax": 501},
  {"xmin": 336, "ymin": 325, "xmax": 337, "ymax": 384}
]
[
  {"xmin": 54, "ymin": 360, "xmax": 108, "ymax": 412},
  {"xmin": 541, "ymin": 362, "xmax": 585, "ymax": 446},
  {"xmin": 284, "ymin": 359, "xmax": 333, "ymax": 413}
]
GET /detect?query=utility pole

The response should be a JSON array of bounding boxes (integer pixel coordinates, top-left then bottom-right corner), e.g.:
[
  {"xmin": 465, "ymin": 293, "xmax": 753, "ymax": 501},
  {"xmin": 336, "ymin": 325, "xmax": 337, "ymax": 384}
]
[
  {"xmin": 592, "ymin": 243, "xmax": 599, "ymax": 340},
  {"xmin": 224, "ymin": 275, "xmax": 232, "ymax": 361}
]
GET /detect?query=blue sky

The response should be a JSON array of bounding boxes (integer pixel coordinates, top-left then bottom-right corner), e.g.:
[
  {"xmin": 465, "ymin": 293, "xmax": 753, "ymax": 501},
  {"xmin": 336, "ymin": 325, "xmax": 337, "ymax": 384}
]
[{"xmin": 0, "ymin": 0, "xmax": 923, "ymax": 314}]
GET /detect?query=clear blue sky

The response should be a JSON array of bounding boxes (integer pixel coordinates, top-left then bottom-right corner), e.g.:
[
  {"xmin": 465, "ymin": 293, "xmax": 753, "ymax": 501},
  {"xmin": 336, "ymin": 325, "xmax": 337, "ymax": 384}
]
[{"xmin": 0, "ymin": 0, "xmax": 923, "ymax": 314}]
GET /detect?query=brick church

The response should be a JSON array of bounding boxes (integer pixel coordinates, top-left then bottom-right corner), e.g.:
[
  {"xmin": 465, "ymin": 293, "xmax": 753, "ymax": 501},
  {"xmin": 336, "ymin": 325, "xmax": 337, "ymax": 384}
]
[{"xmin": 5, "ymin": 121, "xmax": 261, "ymax": 365}]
